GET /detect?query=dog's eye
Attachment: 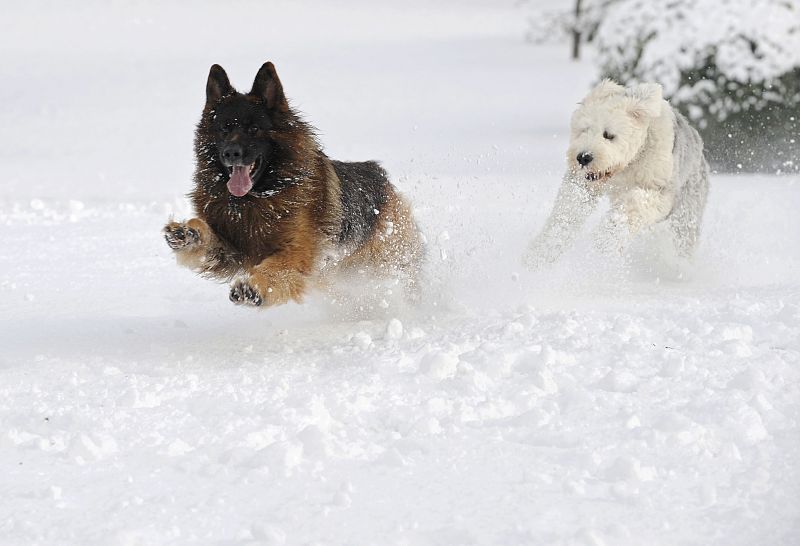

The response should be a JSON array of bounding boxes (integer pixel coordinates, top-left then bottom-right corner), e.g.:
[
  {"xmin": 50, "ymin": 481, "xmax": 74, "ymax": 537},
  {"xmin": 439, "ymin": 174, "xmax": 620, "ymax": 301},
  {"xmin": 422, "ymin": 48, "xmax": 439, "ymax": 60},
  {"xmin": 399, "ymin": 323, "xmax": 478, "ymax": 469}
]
[
  {"xmin": 248, "ymin": 125, "xmax": 259, "ymax": 136},
  {"xmin": 603, "ymin": 131, "xmax": 615, "ymax": 141}
]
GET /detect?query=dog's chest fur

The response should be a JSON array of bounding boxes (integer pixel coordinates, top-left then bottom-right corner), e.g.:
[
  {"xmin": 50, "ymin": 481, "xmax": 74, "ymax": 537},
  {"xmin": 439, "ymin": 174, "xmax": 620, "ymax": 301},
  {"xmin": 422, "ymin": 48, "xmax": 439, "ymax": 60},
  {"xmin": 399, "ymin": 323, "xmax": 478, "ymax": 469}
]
[{"xmin": 196, "ymin": 188, "xmax": 305, "ymax": 266}]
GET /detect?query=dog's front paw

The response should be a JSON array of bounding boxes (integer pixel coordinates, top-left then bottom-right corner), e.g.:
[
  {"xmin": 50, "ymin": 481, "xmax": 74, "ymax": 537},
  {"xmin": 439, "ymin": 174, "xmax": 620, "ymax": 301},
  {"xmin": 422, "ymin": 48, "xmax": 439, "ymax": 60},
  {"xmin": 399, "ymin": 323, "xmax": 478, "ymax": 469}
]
[
  {"xmin": 163, "ymin": 222, "xmax": 200, "ymax": 250},
  {"xmin": 594, "ymin": 224, "xmax": 628, "ymax": 257},
  {"xmin": 229, "ymin": 281, "xmax": 263, "ymax": 307},
  {"xmin": 524, "ymin": 238, "xmax": 562, "ymax": 270}
]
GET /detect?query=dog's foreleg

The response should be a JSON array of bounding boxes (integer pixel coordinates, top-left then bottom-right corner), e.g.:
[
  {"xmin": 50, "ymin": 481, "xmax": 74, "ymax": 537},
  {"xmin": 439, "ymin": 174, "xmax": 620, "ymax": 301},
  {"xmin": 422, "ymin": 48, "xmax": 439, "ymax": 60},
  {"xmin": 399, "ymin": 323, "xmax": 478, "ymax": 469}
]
[
  {"xmin": 230, "ymin": 251, "xmax": 312, "ymax": 308},
  {"xmin": 163, "ymin": 218, "xmax": 241, "ymax": 279},
  {"xmin": 229, "ymin": 210, "xmax": 318, "ymax": 309},
  {"xmin": 596, "ymin": 187, "xmax": 675, "ymax": 254},
  {"xmin": 525, "ymin": 176, "xmax": 599, "ymax": 268}
]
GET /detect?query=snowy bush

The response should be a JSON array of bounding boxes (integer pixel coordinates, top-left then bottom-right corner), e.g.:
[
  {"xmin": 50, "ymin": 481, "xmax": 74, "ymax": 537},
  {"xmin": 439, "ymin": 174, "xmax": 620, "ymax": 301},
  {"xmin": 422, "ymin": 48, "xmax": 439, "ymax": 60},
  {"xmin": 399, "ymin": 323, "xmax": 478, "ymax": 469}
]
[{"xmin": 593, "ymin": 0, "xmax": 800, "ymax": 172}]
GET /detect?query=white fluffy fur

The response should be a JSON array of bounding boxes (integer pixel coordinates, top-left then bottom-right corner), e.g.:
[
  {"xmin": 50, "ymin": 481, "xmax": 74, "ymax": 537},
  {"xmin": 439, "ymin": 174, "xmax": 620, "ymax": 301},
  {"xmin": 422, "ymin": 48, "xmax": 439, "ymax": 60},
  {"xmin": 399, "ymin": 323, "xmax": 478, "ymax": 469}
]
[{"xmin": 526, "ymin": 79, "xmax": 710, "ymax": 267}]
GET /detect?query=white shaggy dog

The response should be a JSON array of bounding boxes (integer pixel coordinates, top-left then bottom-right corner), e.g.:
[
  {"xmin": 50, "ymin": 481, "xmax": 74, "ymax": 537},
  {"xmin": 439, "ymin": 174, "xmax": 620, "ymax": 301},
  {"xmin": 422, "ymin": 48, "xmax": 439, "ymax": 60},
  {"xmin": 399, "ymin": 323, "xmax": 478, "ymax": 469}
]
[{"xmin": 525, "ymin": 79, "xmax": 710, "ymax": 267}]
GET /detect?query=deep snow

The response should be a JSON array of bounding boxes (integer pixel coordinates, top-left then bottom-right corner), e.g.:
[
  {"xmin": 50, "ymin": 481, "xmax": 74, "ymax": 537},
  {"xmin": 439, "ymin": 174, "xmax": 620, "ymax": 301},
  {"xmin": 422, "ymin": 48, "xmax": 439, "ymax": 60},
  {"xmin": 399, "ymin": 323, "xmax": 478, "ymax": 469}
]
[{"xmin": 1, "ymin": 1, "xmax": 799, "ymax": 545}]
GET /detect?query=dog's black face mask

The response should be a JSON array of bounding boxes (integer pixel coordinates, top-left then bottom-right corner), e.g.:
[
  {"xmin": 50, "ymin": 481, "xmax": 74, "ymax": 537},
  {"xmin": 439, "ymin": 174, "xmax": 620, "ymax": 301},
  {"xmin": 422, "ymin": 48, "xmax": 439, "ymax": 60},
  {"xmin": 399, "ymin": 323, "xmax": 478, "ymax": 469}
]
[
  {"xmin": 211, "ymin": 97, "xmax": 274, "ymax": 197},
  {"xmin": 204, "ymin": 63, "xmax": 289, "ymax": 197}
]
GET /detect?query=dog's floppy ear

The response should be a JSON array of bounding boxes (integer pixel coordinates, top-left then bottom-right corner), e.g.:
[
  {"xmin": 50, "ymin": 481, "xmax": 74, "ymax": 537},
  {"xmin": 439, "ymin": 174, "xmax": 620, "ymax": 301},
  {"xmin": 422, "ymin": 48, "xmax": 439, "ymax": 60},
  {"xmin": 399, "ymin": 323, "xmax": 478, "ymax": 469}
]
[
  {"xmin": 584, "ymin": 79, "xmax": 624, "ymax": 103},
  {"xmin": 206, "ymin": 64, "xmax": 233, "ymax": 104},
  {"xmin": 625, "ymin": 83, "xmax": 663, "ymax": 120},
  {"xmin": 250, "ymin": 62, "xmax": 288, "ymax": 112}
]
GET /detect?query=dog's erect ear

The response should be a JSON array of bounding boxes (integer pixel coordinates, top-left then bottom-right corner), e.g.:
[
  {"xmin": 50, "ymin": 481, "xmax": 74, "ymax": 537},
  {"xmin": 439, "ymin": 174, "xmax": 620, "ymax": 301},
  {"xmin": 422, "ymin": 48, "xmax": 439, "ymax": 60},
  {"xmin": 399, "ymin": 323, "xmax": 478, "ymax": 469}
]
[
  {"xmin": 206, "ymin": 64, "xmax": 233, "ymax": 104},
  {"xmin": 250, "ymin": 62, "xmax": 288, "ymax": 112},
  {"xmin": 625, "ymin": 83, "xmax": 663, "ymax": 120}
]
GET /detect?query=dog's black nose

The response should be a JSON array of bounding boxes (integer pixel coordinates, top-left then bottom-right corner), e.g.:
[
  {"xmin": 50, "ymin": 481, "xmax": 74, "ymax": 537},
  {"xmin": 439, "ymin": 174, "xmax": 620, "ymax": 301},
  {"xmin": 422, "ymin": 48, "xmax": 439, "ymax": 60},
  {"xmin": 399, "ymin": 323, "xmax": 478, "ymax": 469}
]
[
  {"xmin": 221, "ymin": 143, "xmax": 244, "ymax": 165},
  {"xmin": 577, "ymin": 152, "xmax": 593, "ymax": 166}
]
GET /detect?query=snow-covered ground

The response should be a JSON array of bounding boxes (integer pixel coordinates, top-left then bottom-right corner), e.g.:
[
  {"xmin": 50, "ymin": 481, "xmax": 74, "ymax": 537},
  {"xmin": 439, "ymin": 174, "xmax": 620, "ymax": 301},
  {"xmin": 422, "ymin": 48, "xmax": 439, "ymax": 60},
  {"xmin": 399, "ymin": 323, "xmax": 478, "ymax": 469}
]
[{"xmin": 1, "ymin": 1, "xmax": 799, "ymax": 544}]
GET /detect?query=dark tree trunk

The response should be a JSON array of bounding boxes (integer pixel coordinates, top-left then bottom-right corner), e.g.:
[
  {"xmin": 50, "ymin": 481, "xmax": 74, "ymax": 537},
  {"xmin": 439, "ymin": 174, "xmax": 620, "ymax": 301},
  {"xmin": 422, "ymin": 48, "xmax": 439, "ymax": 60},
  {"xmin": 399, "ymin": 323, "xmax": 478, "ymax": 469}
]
[{"xmin": 571, "ymin": 0, "xmax": 583, "ymax": 60}]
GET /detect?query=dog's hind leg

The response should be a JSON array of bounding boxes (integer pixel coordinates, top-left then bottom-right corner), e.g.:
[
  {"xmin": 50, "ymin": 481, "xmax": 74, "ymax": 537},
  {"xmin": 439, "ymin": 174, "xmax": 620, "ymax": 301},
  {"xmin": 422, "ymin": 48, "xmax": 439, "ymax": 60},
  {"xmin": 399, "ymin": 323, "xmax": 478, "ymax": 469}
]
[
  {"xmin": 667, "ymin": 112, "xmax": 711, "ymax": 259},
  {"xmin": 338, "ymin": 190, "xmax": 426, "ymax": 304},
  {"xmin": 163, "ymin": 218, "xmax": 241, "ymax": 279},
  {"xmin": 381, "ymin": 193, "xmax": 426, "ymax": 302},
  {"xmin": 525, "ymin": 176, "xmax": 599, "ymax": 268},
  {"xmin": 668, "ymin": 163, "xmax": 710, "ymax": 258}
]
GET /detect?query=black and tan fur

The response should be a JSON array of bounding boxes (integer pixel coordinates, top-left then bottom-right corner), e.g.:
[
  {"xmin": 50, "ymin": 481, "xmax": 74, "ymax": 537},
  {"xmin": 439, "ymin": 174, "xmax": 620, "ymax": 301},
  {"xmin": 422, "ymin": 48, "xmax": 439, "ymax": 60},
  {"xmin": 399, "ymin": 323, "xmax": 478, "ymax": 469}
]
[{"xmin": 164, "ymin": 62, "xmax": 422, "ymax": 307}]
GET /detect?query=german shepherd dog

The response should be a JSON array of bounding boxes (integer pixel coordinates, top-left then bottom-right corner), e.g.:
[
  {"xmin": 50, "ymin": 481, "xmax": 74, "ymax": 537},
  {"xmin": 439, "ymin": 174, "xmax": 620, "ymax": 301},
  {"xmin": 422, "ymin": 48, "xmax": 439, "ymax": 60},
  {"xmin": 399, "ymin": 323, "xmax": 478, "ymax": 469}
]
[{"xmin": 164, "ymin": 62, "xmax": 423, "ymax": 308}]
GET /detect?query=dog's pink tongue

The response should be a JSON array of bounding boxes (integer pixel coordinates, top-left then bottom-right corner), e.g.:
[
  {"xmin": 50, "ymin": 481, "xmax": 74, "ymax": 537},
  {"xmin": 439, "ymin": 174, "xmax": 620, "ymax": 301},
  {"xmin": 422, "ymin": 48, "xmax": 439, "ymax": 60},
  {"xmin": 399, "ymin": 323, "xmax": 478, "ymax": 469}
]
[{"xmin": 227, "ymin": 166, "xmax": 253, "ymax": 197}]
